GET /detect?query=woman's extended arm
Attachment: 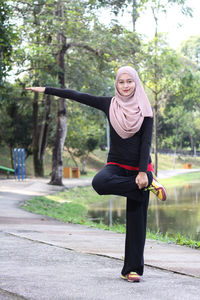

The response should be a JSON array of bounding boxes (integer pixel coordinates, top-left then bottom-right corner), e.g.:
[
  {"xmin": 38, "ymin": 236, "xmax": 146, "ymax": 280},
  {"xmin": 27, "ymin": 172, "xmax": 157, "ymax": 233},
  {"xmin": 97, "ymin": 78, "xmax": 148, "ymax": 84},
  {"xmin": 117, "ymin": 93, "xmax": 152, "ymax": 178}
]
[
  {"xmin": 26, "ymin": 86, "xmax": 110, "ymax": 112},
  {"xmin": 26, "ymin": 87, "xmax": 45, "ymax": 93}
]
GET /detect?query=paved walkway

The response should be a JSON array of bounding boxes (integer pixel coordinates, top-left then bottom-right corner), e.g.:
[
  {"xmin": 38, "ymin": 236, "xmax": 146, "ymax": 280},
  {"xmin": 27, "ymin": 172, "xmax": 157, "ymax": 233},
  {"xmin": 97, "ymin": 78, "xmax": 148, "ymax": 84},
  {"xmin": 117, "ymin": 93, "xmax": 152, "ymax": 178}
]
[{"xmin": 0, "ymin": 173, "xmax": 200, "ymax": 299}]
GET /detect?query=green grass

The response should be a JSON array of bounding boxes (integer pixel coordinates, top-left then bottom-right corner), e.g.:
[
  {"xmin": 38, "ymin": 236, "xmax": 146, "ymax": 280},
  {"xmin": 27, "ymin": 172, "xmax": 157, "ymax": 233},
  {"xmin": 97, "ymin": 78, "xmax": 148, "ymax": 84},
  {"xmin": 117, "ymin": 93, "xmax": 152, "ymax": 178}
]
[
  {"xmin": 160, "ymin": 171, "xmax": 200, "ymax": 187},
  {"xmin": 22, "ymin": 186, "xmax": 111, "ymax": 225},
  {"xmin": 146, "ymin": 230, "xmax": 200, "ymax": 249},
  {"xmin": 2, "ymin": 144, "xmax": 200, "ymax": 248},
  {"xmin": 21, "ymin": 179, "xmax": 200, "ymax": 249},
  {"xmin": 152, "ymin": 153, "xmax": 200, "ymax": 170}
]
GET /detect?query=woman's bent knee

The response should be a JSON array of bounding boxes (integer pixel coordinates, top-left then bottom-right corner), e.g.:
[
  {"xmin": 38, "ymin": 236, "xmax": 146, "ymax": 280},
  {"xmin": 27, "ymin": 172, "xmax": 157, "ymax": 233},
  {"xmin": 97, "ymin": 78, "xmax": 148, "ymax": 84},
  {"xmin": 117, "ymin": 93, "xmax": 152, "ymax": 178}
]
[{"xmin": 92, "ymin": 173, "xmax": 106, "ymax": 195}]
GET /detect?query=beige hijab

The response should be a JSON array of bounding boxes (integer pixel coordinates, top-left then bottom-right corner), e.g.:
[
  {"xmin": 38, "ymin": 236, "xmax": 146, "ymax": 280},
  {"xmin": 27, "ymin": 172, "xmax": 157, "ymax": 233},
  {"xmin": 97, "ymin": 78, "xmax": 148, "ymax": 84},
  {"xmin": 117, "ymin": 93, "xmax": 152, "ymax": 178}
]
[{"xmin": 109, "ymin": 66, "xmax": 153, "ymax": 139}]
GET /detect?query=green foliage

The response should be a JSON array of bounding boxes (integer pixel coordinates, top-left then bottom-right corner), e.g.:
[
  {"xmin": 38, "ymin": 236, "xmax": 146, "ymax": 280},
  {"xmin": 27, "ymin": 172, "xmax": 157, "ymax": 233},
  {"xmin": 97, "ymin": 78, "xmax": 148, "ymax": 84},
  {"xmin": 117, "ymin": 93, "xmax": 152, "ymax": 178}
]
[
  {"xmin": 2, "ymin": 0, "xmax": 199, "ymax": 173},
  {"xmin": 179, "ymin": 35, "xmax": 200, "ymax": 65},
  {"xmin": 147, "ymin": 0, "xmax": 192, "ymax": 17},
  {"xmin": 0, "ymin": 0, "xmax": 17, "ymax": 94},
  {"xmin": 141, "ymin": 35, "xmax": 180, "ymax": 97},
  {"xmin": 0, "ymin": 82, "xmax": 33, "ymax": 154},
  {"xmin": 162, "ymin": 66, "xmax": 200, "ymax": 150},
  {"xmin": 66, "ymin": 100, "xmax": 105, "ymax": 172}
]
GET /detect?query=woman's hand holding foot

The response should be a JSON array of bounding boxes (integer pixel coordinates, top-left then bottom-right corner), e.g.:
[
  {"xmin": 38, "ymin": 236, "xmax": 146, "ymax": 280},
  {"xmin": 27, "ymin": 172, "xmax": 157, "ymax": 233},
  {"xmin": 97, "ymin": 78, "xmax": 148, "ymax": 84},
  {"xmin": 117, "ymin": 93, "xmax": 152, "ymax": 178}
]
[{"xmin": 135, "ymin": 172, "xmax": 148, "ymax": 190}]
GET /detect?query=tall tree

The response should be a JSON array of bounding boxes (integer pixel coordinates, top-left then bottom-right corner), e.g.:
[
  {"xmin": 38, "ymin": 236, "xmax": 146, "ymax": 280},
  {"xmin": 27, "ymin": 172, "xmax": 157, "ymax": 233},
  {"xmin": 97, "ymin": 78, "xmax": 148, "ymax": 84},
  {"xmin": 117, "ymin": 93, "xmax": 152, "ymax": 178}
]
[
  {"xmin": 163, "ymin": 65, "xmax": 200, "ymax": 153},
  {"xmin": 179, "ymin": 35, "xmax": 200, "ymax": 66},
  {"xmin": 0, "ymin": 0, "xmax": 17, "ymax": 98},
  {"xmin": 141, "ymin": 36, "xmax": 180, "ymax": 174},
  {"xmin": 49, "ymin": 0, "xmax": 67, "ymax": 185},
  {"xmin": 0, "ymin": 82, "xmax": 33, "ymax": 167},
  {"xmin": 141, "ymin": 0, "xmax": 192, "ymax": 174}
]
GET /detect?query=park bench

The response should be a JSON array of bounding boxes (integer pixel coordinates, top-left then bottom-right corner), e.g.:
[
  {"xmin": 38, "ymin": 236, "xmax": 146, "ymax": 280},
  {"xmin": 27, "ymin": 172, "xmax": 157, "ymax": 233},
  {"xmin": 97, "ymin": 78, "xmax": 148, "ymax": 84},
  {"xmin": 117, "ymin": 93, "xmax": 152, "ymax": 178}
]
[{"xmin": 0, "ymin": 165, "xmax": 15, "ymax": 178}]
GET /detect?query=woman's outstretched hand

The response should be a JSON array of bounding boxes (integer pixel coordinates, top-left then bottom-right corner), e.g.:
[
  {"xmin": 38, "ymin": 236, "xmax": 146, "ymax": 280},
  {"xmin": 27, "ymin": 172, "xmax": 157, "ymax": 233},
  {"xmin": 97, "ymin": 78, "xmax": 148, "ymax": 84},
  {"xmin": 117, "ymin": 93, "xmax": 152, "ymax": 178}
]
[
  {"xmin": 25, "ymin": 87, "xmax": 45, "ymax": 93},
  {"xmin": 135, "ymin": 172, "xmax": 148, "ymax": 190}
]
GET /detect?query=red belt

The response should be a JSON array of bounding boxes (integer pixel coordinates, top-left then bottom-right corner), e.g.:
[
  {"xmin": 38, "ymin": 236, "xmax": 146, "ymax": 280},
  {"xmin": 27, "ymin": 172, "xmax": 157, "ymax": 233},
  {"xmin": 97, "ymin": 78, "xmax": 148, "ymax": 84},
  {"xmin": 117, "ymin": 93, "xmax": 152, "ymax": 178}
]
[{"xmin": 106, "ymin": 162, "xmax": 154, "ymax": 172}]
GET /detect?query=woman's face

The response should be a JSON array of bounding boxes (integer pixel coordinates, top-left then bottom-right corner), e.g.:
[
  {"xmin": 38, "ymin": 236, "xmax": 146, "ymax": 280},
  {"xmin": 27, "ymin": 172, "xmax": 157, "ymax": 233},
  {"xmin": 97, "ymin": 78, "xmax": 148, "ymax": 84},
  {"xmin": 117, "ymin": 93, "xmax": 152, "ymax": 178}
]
[{"xmin": 117, "ymin": 73, "xmax": 136, "ymax": 97}]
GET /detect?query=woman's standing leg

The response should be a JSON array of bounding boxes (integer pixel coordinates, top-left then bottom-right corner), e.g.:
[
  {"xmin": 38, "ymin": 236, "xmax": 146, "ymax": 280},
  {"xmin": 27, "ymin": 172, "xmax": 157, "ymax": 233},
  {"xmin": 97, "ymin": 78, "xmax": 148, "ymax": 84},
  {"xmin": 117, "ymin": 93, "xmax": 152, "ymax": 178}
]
[
  {"xmin": 92, "ymin": 165, "xmax": 152, "ymax": 276},
  {"xmin": 121, "ymin": 191, "xmax": 149, "ymax": 276}
]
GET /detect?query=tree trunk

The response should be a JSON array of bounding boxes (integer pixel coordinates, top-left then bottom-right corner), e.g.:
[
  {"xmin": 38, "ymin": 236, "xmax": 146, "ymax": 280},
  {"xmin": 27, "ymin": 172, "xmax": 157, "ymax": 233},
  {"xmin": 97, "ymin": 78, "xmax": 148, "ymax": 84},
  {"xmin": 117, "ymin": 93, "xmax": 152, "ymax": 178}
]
[
  {"xmin": 67, "ymin": 147, "xmax": 79, "ymax": 168},
  {"xmin": 173, "ymin": 123, "xmax": 178, "ymax": 169},
  {"xmin": 32, "ymin": 3, "xmax": 51, "ymax": 177},
  {"xmin": 32, "ymin": 91, "xmax": 41, "ymax": 176},
  {"xmin": 154, "ymin": 96, "xmax": 158, "ymax": 176},
  {"xmin": 10, "ymin": 146, "xmax": 14, "ymax": 169},
  {"xmin": 132, "ymin": 0, "xmax": 138, "ymax": 32},
  {"xmin": 38, "ymin": 94, "xmax": 52, "ymax": 176},
  {"xmin": 33, "ymin": 93, "xmax": 52, "ymax": 177},
  {"xmin": 80, "ymin": 155, "xmax": 88, "ymax": 175},
  {"xmin": 49, "ymin": 1, "xmax": 67, "ymax": 185},
  {"xmin": 190, "ymin": 134, "xmax": 194, "ymax": 153},
  {"xmin": 153, "ymin": 6, "xmax": 159, "ymax": 176},
  {"xmin": 49, "ymin": 99, "xmax": 67, "ymax": 185}
]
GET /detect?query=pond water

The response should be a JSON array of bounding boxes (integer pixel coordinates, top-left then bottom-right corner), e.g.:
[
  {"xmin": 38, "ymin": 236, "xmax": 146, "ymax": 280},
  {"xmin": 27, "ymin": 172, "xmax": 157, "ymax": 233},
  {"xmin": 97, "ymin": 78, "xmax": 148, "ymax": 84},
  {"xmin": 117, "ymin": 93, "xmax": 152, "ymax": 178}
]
[{"xmin": 88, "ymin": 183, "xmax": 200, "ymax": 240}]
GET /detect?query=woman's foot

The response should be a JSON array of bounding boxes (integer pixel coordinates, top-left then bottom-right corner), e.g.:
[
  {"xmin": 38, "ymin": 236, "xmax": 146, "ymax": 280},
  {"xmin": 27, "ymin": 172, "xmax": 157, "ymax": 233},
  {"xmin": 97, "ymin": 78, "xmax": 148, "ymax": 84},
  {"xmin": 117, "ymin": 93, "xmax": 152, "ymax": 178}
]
[
  {"xmin": 145, "ymin": 173, "xmax": 167, "ymax": 201},
  {"xmin": 121, "ymin": 272, "xmax": 141, "ymax": 282}
]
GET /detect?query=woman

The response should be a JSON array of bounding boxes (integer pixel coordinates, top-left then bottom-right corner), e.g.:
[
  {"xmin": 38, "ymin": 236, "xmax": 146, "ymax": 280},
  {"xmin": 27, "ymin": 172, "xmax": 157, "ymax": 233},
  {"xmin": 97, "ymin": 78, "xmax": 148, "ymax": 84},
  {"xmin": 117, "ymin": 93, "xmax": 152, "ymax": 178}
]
[{"xmin": 26, "ymin": 66, "xmax": 166, "ymax": 283}]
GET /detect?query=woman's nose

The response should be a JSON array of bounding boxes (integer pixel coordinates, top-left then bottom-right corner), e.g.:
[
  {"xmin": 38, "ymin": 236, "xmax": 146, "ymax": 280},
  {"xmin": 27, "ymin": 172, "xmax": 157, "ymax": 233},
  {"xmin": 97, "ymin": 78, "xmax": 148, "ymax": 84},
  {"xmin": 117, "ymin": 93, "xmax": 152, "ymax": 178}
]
[{"xmin": 124, "ymin": 82, "xmax": 129, "ymax": 87}]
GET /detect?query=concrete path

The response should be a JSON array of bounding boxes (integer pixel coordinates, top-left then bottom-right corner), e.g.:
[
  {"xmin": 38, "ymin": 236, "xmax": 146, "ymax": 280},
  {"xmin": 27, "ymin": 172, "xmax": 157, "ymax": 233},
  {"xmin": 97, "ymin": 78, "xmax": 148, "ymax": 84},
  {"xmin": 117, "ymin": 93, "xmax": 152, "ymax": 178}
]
[{"xmin": 0, "ymin": 175, "xmax": 200, "ymax": 300}]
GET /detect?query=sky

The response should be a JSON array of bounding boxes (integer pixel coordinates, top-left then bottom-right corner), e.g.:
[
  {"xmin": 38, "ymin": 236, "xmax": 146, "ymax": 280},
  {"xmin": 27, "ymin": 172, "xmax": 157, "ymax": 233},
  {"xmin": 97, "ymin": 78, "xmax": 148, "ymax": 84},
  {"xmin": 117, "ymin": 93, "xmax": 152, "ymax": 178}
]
[
  {"xmin": 100, "ymin": 0, "xmax": 200, "ymax": 49},
  {"xmin": 136, "ymin": 0, "xmax": 200, "ymax": 48}
]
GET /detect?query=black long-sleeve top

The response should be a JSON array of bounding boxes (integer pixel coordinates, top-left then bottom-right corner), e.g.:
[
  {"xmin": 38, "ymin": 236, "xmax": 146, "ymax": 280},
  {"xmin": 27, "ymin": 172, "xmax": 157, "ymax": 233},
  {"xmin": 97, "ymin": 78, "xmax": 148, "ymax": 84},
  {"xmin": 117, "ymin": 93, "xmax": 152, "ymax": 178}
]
[{"xmin": 45, "ymin": 87, "xmax": 153, "ymax": 172}]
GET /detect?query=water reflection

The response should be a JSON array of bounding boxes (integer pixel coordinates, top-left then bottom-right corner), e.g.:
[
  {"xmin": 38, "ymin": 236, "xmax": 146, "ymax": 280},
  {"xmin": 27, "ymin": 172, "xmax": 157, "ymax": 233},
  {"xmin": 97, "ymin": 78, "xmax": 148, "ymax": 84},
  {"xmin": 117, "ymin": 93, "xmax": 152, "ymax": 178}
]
[{"xmin": 88, "ymin": 183, "xmax": 200, "ymax": 240}]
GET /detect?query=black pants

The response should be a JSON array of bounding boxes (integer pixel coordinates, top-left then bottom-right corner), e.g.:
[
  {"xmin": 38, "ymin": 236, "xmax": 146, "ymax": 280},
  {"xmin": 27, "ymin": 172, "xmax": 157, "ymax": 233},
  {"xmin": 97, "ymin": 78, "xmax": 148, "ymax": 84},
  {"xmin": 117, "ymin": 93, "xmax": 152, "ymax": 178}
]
[{"xmin": 92, "ymin": 164, "xmax": 153, "ymax": 276}]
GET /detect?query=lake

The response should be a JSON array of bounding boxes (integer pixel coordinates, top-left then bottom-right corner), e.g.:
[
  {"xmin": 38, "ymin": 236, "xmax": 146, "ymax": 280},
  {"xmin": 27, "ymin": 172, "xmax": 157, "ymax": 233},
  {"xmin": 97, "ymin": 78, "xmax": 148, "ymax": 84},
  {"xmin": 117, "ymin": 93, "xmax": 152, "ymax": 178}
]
[{"xmin": 88, "ymin": 183, "xmax": 200, "ymax": 240}]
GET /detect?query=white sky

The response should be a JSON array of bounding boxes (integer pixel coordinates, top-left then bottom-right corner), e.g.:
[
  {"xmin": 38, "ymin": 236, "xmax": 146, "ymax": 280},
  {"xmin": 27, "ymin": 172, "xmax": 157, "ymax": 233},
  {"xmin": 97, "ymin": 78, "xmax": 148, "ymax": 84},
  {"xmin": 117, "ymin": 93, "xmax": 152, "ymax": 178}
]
[
  {"xmin": 136, "ymin": 0, "xmax": 200, "ymax": 48},
  {"xmin": 100, "ymin": 0, "xmax": 200, "ymax": 49}
]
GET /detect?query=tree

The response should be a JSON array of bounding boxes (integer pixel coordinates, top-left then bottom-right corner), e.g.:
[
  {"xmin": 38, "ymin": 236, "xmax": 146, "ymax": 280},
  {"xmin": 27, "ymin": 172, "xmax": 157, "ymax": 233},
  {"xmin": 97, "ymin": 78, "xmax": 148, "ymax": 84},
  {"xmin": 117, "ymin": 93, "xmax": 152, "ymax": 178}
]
[
  {"xmin": 0, "ymin": 82, "xmax": 33, "ymax": 167},
  {"xmin": 0, "ymin": 0, "xmax": 17, "ymax": 98},
  {"xmin": 66, "ymin": 101, "xmax": 102, "ymax": 174},
  {"xmin": 141, "ymin": 36, "xmax": 180, "ymax": 174},
  {"xmin": 139, "ymin": 0, "xmax": 192, "ymax": 174},
  {"xmin": 13, "ymin": 0, "xmax": 131, "ymax": 183},
  {"xmin": 163, "ymin": 65, "xmax": 200, "ymax": 154},
  {"xmin": 13, "ymin": 0, "xmax": 60, "ymax": 177},
  {"xmin": 179, "ymin": 35, "xmax": 200, "ymax": 66}
]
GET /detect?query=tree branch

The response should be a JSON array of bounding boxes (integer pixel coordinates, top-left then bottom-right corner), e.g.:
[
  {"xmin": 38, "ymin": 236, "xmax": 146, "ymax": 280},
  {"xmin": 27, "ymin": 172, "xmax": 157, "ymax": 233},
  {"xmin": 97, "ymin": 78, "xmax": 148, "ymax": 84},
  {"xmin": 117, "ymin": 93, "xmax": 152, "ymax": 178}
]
[{"xmin": 67, "ymin": 42, "xmax": 103, "ymax": 56}]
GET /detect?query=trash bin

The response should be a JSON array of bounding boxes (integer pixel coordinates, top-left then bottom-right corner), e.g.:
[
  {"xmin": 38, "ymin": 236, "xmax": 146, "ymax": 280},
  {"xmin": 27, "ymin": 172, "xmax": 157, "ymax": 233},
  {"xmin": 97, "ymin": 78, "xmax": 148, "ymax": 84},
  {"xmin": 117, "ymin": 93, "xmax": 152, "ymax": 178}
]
[
  {"xmin": 72, "ymin": 167, "xmax": 80, "ymax": 178},
  {"xmin": 63, "ymin": 167, "xmax": 72, "ymax": 178},
  {"xmin": 183, "ymin": 163, "xmax": 192, "ymax": 169}
]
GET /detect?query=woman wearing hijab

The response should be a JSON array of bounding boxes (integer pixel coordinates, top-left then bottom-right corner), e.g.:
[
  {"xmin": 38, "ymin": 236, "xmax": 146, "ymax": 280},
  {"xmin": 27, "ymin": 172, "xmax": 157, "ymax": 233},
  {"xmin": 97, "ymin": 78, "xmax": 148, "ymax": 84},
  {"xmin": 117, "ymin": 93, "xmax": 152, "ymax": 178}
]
[{"xmin": 26, "ymin": 66, "xmax": 166, "ymax": 283}]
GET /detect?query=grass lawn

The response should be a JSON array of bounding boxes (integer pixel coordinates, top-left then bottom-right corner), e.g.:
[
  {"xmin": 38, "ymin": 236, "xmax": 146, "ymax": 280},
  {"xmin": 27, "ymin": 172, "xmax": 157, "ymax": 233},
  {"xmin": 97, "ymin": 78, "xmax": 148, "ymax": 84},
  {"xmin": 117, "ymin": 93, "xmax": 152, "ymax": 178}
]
[
  {"xmin": 21, "ymin": 171, "xmax": 200, "ymax": 249},
  {"xmin": 1, "ymin": 145, "xmax": 200, "ymax": 248},
  {"xmin": 160, "ymin": 171, "xmax": 200, "ymax": 187}
]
